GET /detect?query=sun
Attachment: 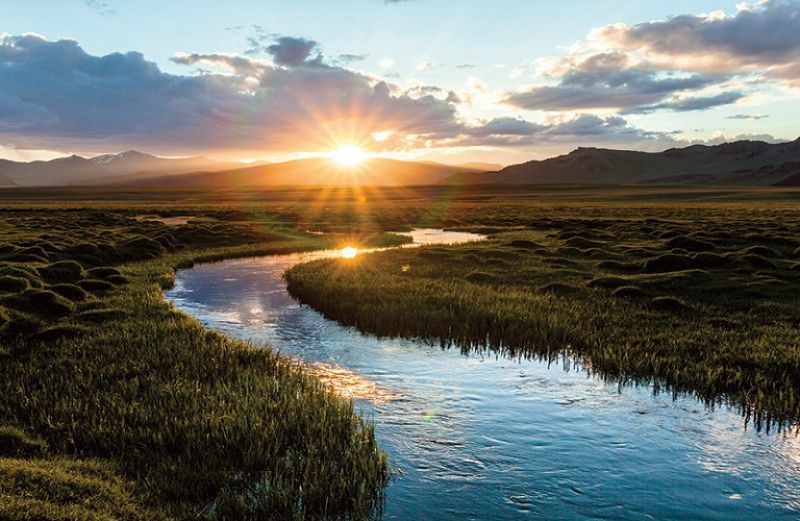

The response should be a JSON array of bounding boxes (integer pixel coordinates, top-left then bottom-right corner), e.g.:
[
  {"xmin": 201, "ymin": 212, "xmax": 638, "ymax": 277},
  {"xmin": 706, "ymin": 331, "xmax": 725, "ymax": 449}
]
[
  {"xmin": 340, "ymin": 246, "xmax": 358, "ymax": 259},
  {"xmin": 329, "ymin": 145, "xmax": 367, "ymax": 167}
]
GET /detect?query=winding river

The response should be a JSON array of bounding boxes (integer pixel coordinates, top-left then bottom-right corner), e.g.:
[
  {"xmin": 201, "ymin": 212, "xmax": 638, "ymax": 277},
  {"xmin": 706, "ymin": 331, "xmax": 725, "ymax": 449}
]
[{"xmin": 165, "ymin": 229, "xmax": 800, "ymax": 520}]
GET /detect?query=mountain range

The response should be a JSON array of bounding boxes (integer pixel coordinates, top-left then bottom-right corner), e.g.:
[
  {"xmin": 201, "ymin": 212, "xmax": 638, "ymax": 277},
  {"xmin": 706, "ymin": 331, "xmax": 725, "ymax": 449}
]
[
  {"xmin": 446, "ymin": 138, "xmax": 800, "ymax": 186},
  {"xmin": 123, "ymin": 157, "xmax": 484, "ymax": 187},
  {"xmin": 1, "ymin": 138, "xmax": 799, "ymax": 188},
  {"xmin": 0, "ymin": 151, "xmax": 239, "ymax": 187}
]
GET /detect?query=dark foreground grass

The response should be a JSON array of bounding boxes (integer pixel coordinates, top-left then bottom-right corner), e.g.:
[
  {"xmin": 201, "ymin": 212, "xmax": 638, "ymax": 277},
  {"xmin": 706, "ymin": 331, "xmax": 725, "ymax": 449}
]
[
  {"xmin": 287, "ymin": 208, "xmax": 800, "ymax": 431},
  {"xmin": 0, "ymin": 209, "xmax": 398, "ymax": 520}
]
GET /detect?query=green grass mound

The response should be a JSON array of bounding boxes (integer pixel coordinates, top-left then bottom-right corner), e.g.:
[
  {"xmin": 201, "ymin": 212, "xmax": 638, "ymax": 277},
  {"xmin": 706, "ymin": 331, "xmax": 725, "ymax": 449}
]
[
  {"xmin": 507, "ymin": 239, "xmax": 542, "ymax": 249},
  {"xmin": 612, "ymin": 286, "xmax": 649, "ymax": 299},
  {"xmin": 119, "ymin": 236, "xmax": 163, "ymax": 258},
  {"xmin": 546, "ymin": 257, "xmax": 580, "ymax": 268},
  {"xmin": 77, "ymin": 308, "xmax": 126, "ymax": 323},
  {"xmin": 6, "ymin": 247, "xmax": 50, "ymax": 263},
  {"xmin": 50, "ymin": 283, "xmax": 89, "ymax": 302},
  {"xmin": 0, "ymin": 265, "xmax": 44, "ymax": 288},
  {"xmin": 78, "ymin": 279, "xmax": 115, "ymax": 293},
  {"xmin": 641, "ymin": 253, "xmax": 693, "ymax": 273},
  {"xmin": 651, "ymin": 296, "xmax": 690, "ymax": 313},
  {"xmin": 0, "ymin": 276, "xmax": 30, "ymax": 294},
  {"xmin": 0, "ymin": 426, "xmax": 47, "ymax": 458},
  {"xmin": 465, "ymin": 271, "xmax": 496, "ymax": 284},
  {"xmin": 690, "ymin": 252, "xmax": 730, "ymax": 269},
  {"xmin": 86, "ymin": 267, "xmax": 122, "ymax": 279},
  {"xmin": 665, "ymin": 236, "xmax": 716, "ymax": 252},
  {"xmin": 740, "ymin": 254, "xmax": 778, "ymax": 269},
  {"xmin": 1, "ymin": 289, "xmax": 74, "ymax": 319},
  {"xmin": 107, "ymin": 274, "xmax": 129, "ymax": 285},
  {"xmin": 564, "ymin": 237, "xmax": 604, "ymax": 249},
  {"xmin": 555, "ymin": 246, "xmax": 584, "ymax": 257},
  {"xmin": 33, "ymin": 324, "xmax": 88, "ymax": 343},
  {"xmin": 539, "ymin": 282, "xmax": 583, "ymax": 297},
  {"xmin": 597, "ymin": 260, "xmax": 638, "ymax": 272},
  {"xmin": 0, "ymin": 312, "xmax": 43, "ymax": 340},
  {"xmin": 587, "ymin": 275, "xmax": 628, "ymax": 289},
  {"xmin": 740, "ymin": 246, "xmax": 782, "ymax": 258},
  {"xmin": 37, "ymin": 261, "xmax": 84, "ymax": 284},
  {"xmin": 0, "ymin": 458, "xmax": 160, "ymax": 521}
]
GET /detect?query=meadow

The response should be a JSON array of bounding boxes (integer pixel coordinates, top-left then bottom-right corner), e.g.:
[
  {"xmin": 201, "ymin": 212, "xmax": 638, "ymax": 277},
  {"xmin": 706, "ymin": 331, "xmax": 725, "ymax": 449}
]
[
  {"xmin": 2, "ymin": 184, "xmax": 800, "ymax": 518},
  {"xmin": 285, "ymin": 186, "xmax": 800, "ymax": 431},
  {"xmin": 0, "ymin": 205, "xmax": 408, "ymax": 520}
]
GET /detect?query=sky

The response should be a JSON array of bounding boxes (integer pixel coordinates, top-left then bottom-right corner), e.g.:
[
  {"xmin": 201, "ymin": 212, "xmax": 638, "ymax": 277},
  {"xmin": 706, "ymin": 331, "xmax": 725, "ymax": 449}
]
[{"xmin": 0, "ymin": 0, "xmax": 798, "ymax": 165}]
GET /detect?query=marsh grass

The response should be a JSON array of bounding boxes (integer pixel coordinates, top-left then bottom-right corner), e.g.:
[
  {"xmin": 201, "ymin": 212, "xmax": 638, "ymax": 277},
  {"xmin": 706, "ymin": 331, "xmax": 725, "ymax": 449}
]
[
  {"xmin": 3, "ymin": 185, "xmax": 800, "ymax": 515},
  {"xmin": 0, "ymin": 209, "xmax": 396, "ymax": 520},
  {"xmin": 287, "ymin": 211, "xmax": 800, "ymax": 431}
]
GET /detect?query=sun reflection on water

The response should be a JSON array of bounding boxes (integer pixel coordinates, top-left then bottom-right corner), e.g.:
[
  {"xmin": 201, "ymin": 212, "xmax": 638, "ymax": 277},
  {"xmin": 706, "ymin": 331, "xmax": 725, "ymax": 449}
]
[{"xmin": 304, "ymin": 362, "xmax": 399, "ymax": 404}]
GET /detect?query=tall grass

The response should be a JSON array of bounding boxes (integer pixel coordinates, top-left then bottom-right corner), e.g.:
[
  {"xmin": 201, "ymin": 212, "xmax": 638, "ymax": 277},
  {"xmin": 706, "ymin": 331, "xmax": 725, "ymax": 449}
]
[
  {"xmin": 287, "ymin": 214, "xmax": 800, "ymax": 432},
  {"xmin": 0, "ymin": 209, "xmax": 394, "ymax": 519}
]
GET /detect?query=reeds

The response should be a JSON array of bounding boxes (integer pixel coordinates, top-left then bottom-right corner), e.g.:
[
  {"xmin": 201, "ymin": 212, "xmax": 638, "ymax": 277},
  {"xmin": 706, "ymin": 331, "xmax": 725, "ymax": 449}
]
[
  {"xmin": 0, "ymin": 209, "xmax": 392, "ymax": 519},
  {"xmin": 287, "ymin": 213, "xmax": 800, "ymax": 432}
]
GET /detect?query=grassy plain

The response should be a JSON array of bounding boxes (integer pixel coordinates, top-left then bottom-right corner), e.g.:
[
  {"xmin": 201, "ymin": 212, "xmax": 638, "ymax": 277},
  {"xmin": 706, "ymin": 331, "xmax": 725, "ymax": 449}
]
[
  {"xmin": 0, "ymin": 205, "xmax": 405, "ymax": 520},
  {"xmin": 2, "ymin": 184, "xmax": 800, "ymax": 517}
]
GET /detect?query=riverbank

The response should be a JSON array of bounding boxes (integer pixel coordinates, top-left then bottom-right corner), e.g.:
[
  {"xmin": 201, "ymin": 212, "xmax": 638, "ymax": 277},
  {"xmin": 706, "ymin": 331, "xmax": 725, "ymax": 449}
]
[
  {"xmin": 0, "ymin": 209, "xmax": 400, "ymax": 519},
  {"xmin": 286, "ymin": 208, "xmax": 800, "ymax": 431}
]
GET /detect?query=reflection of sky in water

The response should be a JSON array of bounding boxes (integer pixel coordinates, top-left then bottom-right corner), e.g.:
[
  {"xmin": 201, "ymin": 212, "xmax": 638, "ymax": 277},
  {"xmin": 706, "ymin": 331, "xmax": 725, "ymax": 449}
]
[{"xmin": 166, "ymin": 229, "xmax": 800, "ymax": 521}]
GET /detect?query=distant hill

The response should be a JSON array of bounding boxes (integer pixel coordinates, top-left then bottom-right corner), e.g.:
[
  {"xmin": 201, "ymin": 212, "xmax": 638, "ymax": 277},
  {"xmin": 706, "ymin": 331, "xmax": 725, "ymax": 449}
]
[
  {"xmin": 125, "ymin": 157, "xmax": 482, "ymax": 188},
  {"xmin": 0, "ymin": 151, "xmax": 240, "ymax": 186},
  {"xmin": 455, "ymin": 162, "xmax": 503, "ymax": 172},
  {"xmin": 445, "ymin": 138, "xmax": 800, "ymax": 186}
]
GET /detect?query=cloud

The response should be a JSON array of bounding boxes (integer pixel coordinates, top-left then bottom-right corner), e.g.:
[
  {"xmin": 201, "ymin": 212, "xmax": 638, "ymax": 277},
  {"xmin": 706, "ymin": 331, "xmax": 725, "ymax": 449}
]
[
  {"xmin": 623, "ymin": 91, "xmax": 746, "ymax": 114},
  {"xmin": 85, "ymin": 0, "xmax": 116, "ymax": 16},
  {"xmin": 0, "ymin": 34, "xmax": 688, "ymax": 157},
  {"xmin": 449, "ymin": 114, "xmax": 677, "ymax": 149},
  {"xmin": 337, "ymin": 53, "xmax": 369, "ymax": 63},
  {"xmin": 417, "ymin": 60, "xmax": 437, "ymax": 71},
  {"xmin": 726, "ymin": 113, "xmax": 769, "ymax": 120},
  {"xmin": 0, "ymin": 34, "xmax": 464, "ymax": 155},
  {"xmin": 265, "ymin": 36, "xmax": 319, "ymax": 67},
  {"xmin": 597, "ymin": 0, "xmax": 800, "ymax": 82},
  {"xmin": 503, "ymin": 52, "xmax": 722, "ymax": 112},
  {"xmin": 500, "ymin": 2, "xmax": 799, "ymax": 115}
]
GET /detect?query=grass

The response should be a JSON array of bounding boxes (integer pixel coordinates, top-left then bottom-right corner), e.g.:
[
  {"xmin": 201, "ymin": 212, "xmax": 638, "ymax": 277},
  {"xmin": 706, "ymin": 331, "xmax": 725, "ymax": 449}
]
[
  {"xmin": 2, "ymin": 184, "xmax": 800, "ymax": 516},
  {"xmin": 286, "ymin": 204, "xmax": 800, "ymax": 432},
  {"xmin": 0, "ymin": 208, "xmax": 402, "ymax": 520}
]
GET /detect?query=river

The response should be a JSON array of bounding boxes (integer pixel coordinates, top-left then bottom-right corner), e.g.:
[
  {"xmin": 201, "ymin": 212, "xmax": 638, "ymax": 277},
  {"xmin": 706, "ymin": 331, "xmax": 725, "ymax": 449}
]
[{"xmin": 165, "ymin": 229, "xmax": 800, "ymax": 520}]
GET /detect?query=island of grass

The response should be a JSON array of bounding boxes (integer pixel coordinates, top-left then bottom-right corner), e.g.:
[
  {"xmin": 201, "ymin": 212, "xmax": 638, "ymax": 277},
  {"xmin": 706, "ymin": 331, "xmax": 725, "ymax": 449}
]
[
  {"xmin": 0, "ymin": 208, "xmax": 407, "ymax": 520},
  {"xmin": 286, "ymin": 203, "xmax": 800, "ymax": 431}
]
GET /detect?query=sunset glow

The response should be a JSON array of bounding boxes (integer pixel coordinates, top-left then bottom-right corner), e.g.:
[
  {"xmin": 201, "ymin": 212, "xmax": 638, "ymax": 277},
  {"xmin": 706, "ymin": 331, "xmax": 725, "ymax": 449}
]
[
  {"xmin": 340, "ymin": 246, "xmax": 358, "ymax": 259},
  {"xmin": 330, "ymin": 145, "xmax": 367, "ymax": 168}
]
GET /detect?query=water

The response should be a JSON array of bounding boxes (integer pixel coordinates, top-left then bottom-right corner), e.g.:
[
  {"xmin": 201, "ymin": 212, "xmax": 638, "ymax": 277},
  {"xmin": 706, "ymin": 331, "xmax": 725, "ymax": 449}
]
[{"xmin": 165, "ymin": 229, "xmax": 800, "ymax": 520}]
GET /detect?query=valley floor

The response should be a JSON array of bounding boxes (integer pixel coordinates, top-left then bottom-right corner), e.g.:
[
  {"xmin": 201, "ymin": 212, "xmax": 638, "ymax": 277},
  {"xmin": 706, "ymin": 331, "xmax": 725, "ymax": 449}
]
[{"xmin": 1, "ymin": 184, "xmax": 800, "ymax": 518}]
